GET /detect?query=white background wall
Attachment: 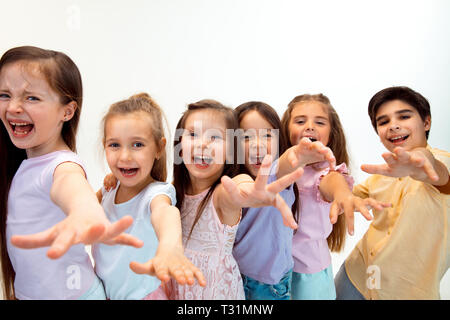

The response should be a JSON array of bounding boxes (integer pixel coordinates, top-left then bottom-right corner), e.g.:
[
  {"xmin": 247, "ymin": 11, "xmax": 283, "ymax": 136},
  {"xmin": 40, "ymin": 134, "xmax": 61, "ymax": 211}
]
[{"xmin": 1, "ymin": 0, "xmax": 449, "ymax": 299}]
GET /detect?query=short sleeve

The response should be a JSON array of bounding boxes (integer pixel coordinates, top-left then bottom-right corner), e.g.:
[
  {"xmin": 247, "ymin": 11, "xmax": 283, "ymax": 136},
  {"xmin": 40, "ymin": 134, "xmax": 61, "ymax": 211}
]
[
  {"xmin": 39, "ymin": 152, "xmax": 86, "ymax": 193},
  {"xmin": 353, "ymin": 177, "xmax": 370, "ymax": 199},
  {"xmin": 315, "ymin": 162, "xmax": 354, "ymax": 202},
  {"xmin": 146, "ymin": 182, "xmax": 177, "ymax": 208}
]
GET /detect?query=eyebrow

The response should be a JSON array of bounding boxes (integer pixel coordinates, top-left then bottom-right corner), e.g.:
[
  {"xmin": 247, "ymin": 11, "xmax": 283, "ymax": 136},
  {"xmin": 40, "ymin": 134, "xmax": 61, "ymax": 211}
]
[
  {"xmin": 293, "ymin": 115, "xmax": 329, "ymax": 121},
  {"xmin": 375, "ymin": 109, "xmax": 414, "ymax": 122}
]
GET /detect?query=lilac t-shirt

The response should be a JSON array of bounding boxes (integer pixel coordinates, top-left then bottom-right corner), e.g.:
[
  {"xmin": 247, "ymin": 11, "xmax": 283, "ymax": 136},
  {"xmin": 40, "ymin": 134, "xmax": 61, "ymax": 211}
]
[
  {"xmin": 233, "ymin": 159, "xmax": 295, "ymax": 285},
  {"xmin": 292, "ymin": 162, "xmax": 353, "ymax": 274},
  {"xmin": 6, "ymin": 151, "xmax": 98, "ymax": 300}
]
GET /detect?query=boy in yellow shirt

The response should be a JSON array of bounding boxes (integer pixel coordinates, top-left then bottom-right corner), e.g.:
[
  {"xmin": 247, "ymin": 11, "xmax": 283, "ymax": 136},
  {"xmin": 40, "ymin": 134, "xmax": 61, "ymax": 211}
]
[{"xmin": 334, "ymin": 86, "xmax": 449, "ymax": 300}]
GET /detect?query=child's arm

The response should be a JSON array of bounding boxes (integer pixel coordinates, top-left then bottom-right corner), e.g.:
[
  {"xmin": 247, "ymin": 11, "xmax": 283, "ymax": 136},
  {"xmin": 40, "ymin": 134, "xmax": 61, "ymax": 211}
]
[
  {"xmin": 361, "ymin": 147, "xmax": 449, "ymax": 193},
  {"xmin": 320, "ymin": 171, "xmax": 391, "ymax": 235},
  {"xmin": 130, "ymin": 195, "xmax": 206, "ymax": 287},
  {"xmin": 216, "ymin": 155, "xmax": 304, "ymax": 229},
  {"xmin": 277, "ymin": 137, "xmax": 336, "ymax": 178},
  {"xmin": 10, "ymin": 162, "xmax": 144, "ymax": 259}
]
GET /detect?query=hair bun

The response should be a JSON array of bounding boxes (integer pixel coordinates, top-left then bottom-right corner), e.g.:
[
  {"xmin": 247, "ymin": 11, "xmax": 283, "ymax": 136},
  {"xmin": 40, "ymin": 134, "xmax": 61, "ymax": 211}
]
[{"xmin": 131, "ymin": 92, "xmax": 152, "ymax": 101}]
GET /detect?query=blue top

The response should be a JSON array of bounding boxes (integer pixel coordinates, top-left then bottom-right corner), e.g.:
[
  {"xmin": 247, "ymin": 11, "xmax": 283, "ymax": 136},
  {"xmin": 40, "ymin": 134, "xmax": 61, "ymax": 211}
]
[
  {"xmin": 92, "ymin": 181, "xmax": 176, "ymax": 299},
  {"xmin": 232, "ymin": 160, "xmax": 295, "ymax": 285}
]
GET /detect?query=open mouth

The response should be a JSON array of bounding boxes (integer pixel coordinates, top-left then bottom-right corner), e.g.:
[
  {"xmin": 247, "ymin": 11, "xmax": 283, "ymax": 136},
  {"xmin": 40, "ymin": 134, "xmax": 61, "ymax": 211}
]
[
  {"xmin": 388, "ymin": 135, "xmax": 409, "ymax": 144},
  {"xmin": 119, "ymin": 168, "xmax": 139, "ymax": 177},
  {"xmin": 303, "ymin": 136, "xmax": 317, "ymax": 142},
  {"xmin": 193, "ymin": 155, "xmax": 213, "ymax": 168},
  {"xmin": 249, "ymin": 155, "xmax": 265, "ymax": 166},
  {"xmin": 9, "ymin": 121, "xmax": 34, "ymax": 137}
]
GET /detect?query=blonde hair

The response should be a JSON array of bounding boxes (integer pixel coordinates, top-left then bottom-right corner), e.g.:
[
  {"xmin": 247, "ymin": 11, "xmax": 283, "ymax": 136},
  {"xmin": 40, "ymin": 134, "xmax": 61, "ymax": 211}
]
[
  {"xmin": 281, "ymin": 93, "xmax": 349, "ymax": 252},
  {"xmin": 102, "ymin": 93, "xmax": 169, "ymax": 182}
]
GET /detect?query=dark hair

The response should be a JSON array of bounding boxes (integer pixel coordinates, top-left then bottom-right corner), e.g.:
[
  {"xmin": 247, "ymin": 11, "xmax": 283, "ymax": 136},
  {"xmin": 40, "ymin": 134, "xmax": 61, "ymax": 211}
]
[
  {"xmin": 233, "ymin": 101, "xmax": 299, "ymax": 223},
  {"xmin": 368, "ymin": 86, "xmax": 431, "ymax": 139},
  {"xmin": 281, "ymin": 93, "xmax": 349, "ymax": 252},
  {"xmin": 0, "ymin": 46, "xmax": 83, "ymax": 299},
  {"xmin": 173, "ymin": 99, "xmax": 239, "ymax": 241},
  {"xmin": 102, "ymin": 93, "xmax": 168, "ymax": 182}
]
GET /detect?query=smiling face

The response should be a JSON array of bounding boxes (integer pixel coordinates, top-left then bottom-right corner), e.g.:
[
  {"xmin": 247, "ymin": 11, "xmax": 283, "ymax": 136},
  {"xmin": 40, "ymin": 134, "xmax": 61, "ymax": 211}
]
[
  {"xmin": 288, "ymin": 101, "xmax": 331, "ymax": 147},
  {"xmin": 239, "ymin": 110, "xmax": 277, "ymax": 178},
  {"xmin": 180, "ymin": 109, "xmax": 228, "ymax": 191},
  {"xmin": 375, "ymin": 99, "xmax": 430, "ymax": 152},
  {"xmin": 104, "ymin": 111, "xmax": 163, "ymax": 192},
  {"xmin": 0, "ymin": 62, "xmax": 75, "ymax": 157}
]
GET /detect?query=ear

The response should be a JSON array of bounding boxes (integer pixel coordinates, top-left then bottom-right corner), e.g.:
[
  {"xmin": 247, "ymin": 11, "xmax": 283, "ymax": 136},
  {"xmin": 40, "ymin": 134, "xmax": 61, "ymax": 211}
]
[
  {"xmin": 423, "ymin": 115, "xmax": 431, "ymax": 131},
  {"xmin": 156, "ymin": 137, "xmax": 166, "ymax": 160},
  {"xmin": 62, "ymin": 101, "xmax": 77, "ymax": 122}
]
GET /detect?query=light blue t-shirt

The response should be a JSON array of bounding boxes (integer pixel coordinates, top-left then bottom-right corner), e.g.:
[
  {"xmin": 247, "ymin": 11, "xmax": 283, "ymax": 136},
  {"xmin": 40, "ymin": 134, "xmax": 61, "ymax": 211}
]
[
  {"xmin": 92, "ymin": 181, "xmax": 176, "ymax": 300},
  {"xmin": 232, "ymin": 159, "xmax": 296, "ymax": 285}
]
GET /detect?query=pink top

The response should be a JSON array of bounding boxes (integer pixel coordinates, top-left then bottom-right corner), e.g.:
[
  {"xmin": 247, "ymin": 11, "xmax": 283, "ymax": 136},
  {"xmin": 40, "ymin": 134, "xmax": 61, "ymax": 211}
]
[
  {"xmin": 292, "ymin": 162, "xmax": 353, "ymax": 274},
  {"xmin": 168, "ymin": 188, "xmax": 245, "ymax": 300}
]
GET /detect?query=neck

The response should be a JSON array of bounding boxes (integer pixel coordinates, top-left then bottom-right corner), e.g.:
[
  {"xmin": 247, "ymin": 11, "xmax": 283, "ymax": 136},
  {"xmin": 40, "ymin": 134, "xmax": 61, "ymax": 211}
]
[
  {"xmin": 26, "ymin": 135, "xmax": 70, "ymax": 158},
  {"xmin": 115, "ymin": 175, "xmax": 154, "ymax": 204}
]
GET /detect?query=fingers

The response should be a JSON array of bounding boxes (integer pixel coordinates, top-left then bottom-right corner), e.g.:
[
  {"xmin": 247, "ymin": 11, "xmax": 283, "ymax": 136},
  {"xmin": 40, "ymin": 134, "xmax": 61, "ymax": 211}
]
[
  {"xmin": 130, "ymin": 260, "xmax": 155, "ymax": 276},
  {"xmin": 360, "ymin": 163, "xmax": 390, "ymax": 175},
  {"xmin": 354, "ymin": 201, "xmax": 373, "ymax": 222},
  {"xmin": 274, "ymin": 194, "xmax": 297, "ymax": 229},
  {"xmin": 254, "ymin": 155, "xmax": 272, "ymax": 190},
  {"xmin": 329, "ymin": 201, "xmax": 341, "ymax": 225},
  {"xmin": 267, "ymin": 167, "xmax": 303, "ymax": 195},
  {"xmin": 10, "ymin": 227, "xmax": 58, "ymax": 249},
  {"xmin": 221, "ymin": 176, "xmax": 242, "ymax": 200},
  {"xmin": 47, "ymin": 228, "xmax": 77, "ymax": 259},
  {"xmin": 364, "ymin": 198, "xmax": 391, "ymax": 211},
  {"xmin": 100, "ymin": 215, "xmax": 134, "ymax": 242},
  {"xmin": 409, "ymin": 153, "xmax": 439, "ymax": 181},
  {"xmin": 110, "ymin": 233, "xmax": 144, "ymax": 248},
  {"xmin": 342, "ymin": 201, "xmax": 355, "ymax": 236}
]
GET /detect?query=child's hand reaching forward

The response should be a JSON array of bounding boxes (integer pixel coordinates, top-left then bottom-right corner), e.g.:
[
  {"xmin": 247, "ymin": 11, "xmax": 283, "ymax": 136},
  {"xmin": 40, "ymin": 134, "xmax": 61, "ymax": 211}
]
[
  {"xmin": 361, "ymin": 147, "xmax": 440, "ymax": 183},
  {"xmin": 130, "ymin": 245, "xmax": 206, "ymax": 287},
  {"xmin": 221, "ymin": 155, "xmax": 304, "ymax": 230}
]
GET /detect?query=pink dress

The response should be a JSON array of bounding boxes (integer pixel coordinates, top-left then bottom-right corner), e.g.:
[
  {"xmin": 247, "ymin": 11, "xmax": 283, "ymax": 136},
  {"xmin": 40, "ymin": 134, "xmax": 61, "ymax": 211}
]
[{"xmin": 168, "ymin": 188, "xmax": 245, "ymax": 300}]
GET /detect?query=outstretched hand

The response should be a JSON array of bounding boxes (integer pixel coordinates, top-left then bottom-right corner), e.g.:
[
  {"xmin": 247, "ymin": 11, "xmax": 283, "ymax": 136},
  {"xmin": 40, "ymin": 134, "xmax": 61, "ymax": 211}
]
[
  {"xmin": 11, "ymin": 212, "xmax": 143, "ymax": 259},
  {"xmin": 221, "ymin": 155, "xmax": 303, "ymax": 229},
  {"xmin": 329, "ymin": 191, "xmax": 391, "ymax": 235},
  {"xmin": 130, "ymin": 245, "xmax": 206, "ymax": 287},
  {"xmin": 361, "ymin": 147, "xmax": 439, "ymax": 182},
  {"xmin": 288, "ymin": 137, "xmax": 336, "ymax": 170}
]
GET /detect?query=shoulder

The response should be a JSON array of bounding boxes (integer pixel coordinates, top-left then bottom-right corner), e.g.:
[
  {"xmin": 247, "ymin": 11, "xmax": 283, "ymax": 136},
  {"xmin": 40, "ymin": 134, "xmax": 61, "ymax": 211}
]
[
  {"xmin": 429, "ymin": 146, "xmax": 450, "ymax": 170},
  {"xmin": 144, "ymin": 181, "xmax": 177, "ymax": 206}
]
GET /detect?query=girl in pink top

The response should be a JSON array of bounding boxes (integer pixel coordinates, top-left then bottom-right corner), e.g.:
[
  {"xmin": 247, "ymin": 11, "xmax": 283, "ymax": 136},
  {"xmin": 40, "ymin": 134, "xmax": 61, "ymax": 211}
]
[
  {"xmin": 279, "ymin": 94, "xmax": 390, "ymax": 300},
  {"xmin": 166, "ymin": 99, "xmax": 303, "ymax": 299}
]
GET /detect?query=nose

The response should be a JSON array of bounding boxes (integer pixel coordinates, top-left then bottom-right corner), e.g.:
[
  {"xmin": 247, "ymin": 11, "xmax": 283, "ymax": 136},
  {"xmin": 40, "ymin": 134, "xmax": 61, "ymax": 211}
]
[
  {"xmin": 389, "ymin": 121, "xmax": 401, "ymax": 131},
  {"xmin": 305, "ymin": 120, "xmax": 315, "ymax": 132},
  {"xmin": 6, "ymin": 98, "xmax": 24, "ymax": 114},
  {"xmin": 119, "ymin": 147, "xmax": 132, "ymax": 162}
]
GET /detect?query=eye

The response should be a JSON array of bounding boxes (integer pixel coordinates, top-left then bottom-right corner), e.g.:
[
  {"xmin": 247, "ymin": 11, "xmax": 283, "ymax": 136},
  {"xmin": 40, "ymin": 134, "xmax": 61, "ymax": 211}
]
[
  {"xmin": 295, "ymin": 120, "xmax": 305, "ymax": 124},
  {"xmin": 316, "ymin": 121, "xmax": 325, "ymax": 126},
  {"xmin": 377, "ymin": 120, "xmax": 388, "ymax": 126},
  {"xmin": 210, "ymin": 135, "xmax": 222, "ymax": 141},
  {"xmin": 400, "ymin": 115, "xmax": 410, "ymax": 120},
  {"xmin": 108, "ymin": 142, "xmax": 120, "ymax": 148},
  {"xmin": 133, "ymin": 142, "xmax": 144, "ymax": 148},
  {"xmin": 26, "ymin": 96, "xmax": 40, "ymax": 101},
  {"xmin": 0, "ymin": 93, "xmax": 10, "ymax": 99}
]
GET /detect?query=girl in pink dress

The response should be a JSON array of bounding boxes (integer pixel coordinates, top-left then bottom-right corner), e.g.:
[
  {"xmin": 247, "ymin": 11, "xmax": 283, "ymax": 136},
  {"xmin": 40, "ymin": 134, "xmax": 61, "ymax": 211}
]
[{"xmin": 167, "ymin": 99, "xmax": 303, "ymax": 300}]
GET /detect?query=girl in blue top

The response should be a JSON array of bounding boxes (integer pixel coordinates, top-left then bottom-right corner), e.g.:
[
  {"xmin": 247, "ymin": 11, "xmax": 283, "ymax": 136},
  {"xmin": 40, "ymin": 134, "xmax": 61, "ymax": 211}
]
[
  {"xmin": 93, "ymin": 93, "xmax": 205, "ymax": 299},
  {"xmin": 232, "ymin": 101, "xmax": 336, "ymax": 300}
]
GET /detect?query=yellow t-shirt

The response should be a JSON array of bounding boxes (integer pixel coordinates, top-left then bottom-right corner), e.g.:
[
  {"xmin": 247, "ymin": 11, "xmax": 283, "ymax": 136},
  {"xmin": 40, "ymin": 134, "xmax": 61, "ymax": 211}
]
[{"xmin": 346, "ymin": 146, "xmax": 450, "ymax": 300}]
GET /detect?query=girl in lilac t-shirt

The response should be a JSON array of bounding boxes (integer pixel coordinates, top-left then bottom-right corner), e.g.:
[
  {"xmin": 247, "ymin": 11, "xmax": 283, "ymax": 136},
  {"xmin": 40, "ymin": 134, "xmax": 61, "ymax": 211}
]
[{"xmin": 280, "ymin": 93, "xmax": 388, "ymax": 299}]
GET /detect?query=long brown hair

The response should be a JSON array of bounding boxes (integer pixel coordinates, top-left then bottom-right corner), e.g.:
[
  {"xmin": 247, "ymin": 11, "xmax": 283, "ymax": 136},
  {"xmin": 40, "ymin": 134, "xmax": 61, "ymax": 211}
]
[
  {"xmin": 101, "ymin": 93, "xmax": 169, "ymax": 182},
  {"xmin": 281, "ymin": 94, "xmax": 349, "ymax": 252},
  {"xmin": 173, "ymin": 99, "xmax": 239, "ymax": 241},
  {"xmin": 0, "ymin": 46, "xmax": 83, "ymax": 299},
  {"xmin": 233, "ymin": 101, "xmax": 300, "ymax": 222}
]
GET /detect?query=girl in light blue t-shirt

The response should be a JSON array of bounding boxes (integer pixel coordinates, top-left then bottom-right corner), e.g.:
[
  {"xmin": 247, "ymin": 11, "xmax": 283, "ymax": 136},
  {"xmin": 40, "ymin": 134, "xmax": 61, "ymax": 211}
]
[{"xmin": 93, "ymin": 93, "xmax": 205, "ymax": 299}]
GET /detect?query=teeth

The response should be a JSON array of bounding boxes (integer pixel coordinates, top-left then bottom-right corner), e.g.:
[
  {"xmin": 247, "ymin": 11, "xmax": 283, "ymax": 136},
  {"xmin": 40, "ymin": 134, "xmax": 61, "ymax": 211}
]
[
  {"xmin": 390, "ymin": 135, "xmax": 407, "ymax": 141},
  {"xmin": 10, "ymin": 122, "xmax": 32, "ymax": 126},
  {"xmin": 194, "ymin": 156, "xmax": 212, "ymax": 164}
]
